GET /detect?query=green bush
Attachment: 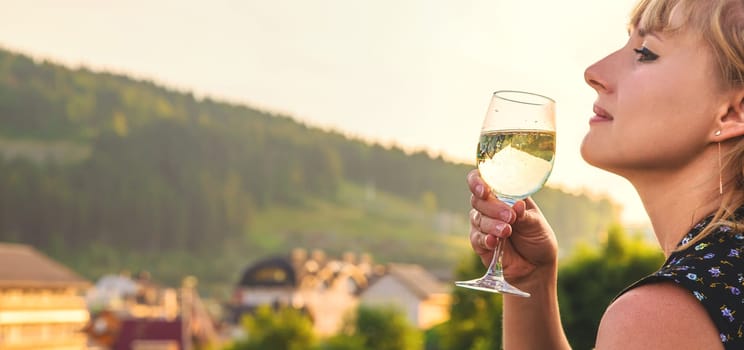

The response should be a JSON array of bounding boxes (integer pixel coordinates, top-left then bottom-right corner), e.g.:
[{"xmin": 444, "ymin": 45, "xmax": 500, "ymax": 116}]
[
  {"xmin": 436, "ymin": 253, "xmax": 503, "ymax": 350},
  {"xmin": 228, "ymin": 305, "xmax": 316, "ymax": 350},
  {"xmin": 324, "ymin": 305, "xmax": 423, "ymax": 350},
  {"xmin": 437, "ymin": 223, "xmax": 663, "ymax": 350},
  {"xmin": 558, "ymin": 224, "xmax": 664, "ymax": 350}
]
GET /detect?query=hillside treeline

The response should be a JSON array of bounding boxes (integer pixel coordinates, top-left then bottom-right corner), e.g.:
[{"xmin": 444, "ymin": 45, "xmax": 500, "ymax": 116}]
[{"xmin": 0, "ymin": 48, "xmax": 617, "ymax": 257}]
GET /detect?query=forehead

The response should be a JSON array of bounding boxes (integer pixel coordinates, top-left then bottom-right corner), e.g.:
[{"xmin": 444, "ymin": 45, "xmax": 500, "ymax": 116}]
[
  {"xmin": 631, "ymin": 1, "xmax": 711, "ymax": 49},
  {"xmin": 631, "ymin": 0, "xmax": 695, "ymax": 34}
]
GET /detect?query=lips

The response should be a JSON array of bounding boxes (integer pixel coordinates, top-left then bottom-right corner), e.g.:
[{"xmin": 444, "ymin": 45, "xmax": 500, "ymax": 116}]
[{"xmin": 590, "ymin": 105, "xmax": 614, "ymax": 123}]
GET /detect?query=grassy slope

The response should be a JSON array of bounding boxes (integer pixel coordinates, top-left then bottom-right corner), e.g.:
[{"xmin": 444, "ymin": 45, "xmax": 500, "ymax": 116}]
[
  {"xmin": 55, "ymin": 181, "xmax": 472, "ymax": 299},
  {"xmin": 247, "ymin": 182, "xmax": 471, "ymax": 268}
]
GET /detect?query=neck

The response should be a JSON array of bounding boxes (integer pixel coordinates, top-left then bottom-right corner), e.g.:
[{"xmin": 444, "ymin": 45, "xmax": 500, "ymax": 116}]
[
  {"xmin": 625, "ymin": 150, "xmax": 723, "ymax": 257},
  {"xmin": 638, "ymin": 182, "xmax": 720, "ymax": 256}
]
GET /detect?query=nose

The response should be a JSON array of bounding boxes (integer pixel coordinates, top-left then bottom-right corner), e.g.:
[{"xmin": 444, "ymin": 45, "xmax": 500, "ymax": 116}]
[{"xmin": 584, "ymin": 54, "xmax": 613, "ymax": 94}]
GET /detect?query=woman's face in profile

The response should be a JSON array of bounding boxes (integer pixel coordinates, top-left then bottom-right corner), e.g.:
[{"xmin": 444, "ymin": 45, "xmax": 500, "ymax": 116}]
[{"xmin": 580, "ymin": 14, "xmax": 726, "ymax": 177}]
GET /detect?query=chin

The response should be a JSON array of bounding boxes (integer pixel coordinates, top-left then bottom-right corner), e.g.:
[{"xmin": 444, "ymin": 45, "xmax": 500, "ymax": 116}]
[
  {"xmin": 580, "ymin": 149, "xmax": 602, "ymax": 169},
  {"xmin": 579, "ymin": 135, "xmax": 596, "ymax": 164},
  {"xmin": 580, "ymin": 152, "xmax": 627, "ymax": 179},
  {"xmin": 580, "ymin": 136, "xmax": 616, "ymax": 174}
]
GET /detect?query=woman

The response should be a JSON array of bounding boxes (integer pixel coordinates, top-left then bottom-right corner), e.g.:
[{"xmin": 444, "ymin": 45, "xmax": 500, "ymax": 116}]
[{"xmin": 468, "ymin": 0, "xmax": 744, "ymax": 349}]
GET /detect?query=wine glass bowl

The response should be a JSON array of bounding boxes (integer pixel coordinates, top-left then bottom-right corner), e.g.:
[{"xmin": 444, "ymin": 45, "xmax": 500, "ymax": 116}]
[{"xmin": 456, "ymin": 90, "xmax": 556, "ymax": 296}]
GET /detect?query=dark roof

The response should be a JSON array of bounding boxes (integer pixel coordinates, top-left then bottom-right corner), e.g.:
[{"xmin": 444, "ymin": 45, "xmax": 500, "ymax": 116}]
[
  {"xmin": 0, "ymin": 243, "xmax": 90, "ymax": 288},
  {"xmin": 238, "ymin": 256, "xmax": 297, "ymax": 288}
]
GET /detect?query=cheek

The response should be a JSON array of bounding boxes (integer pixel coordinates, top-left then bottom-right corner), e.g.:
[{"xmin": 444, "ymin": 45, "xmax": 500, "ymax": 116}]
[
  {"xmin": 579, "ymin": 113, "xmax": 699, "ymax": 173},
  {"xmin": 619, "ymin": 75, "xmax": 712, "ymax": 142},
  {"xmin": 655, "ymin": 92, "xmax": 718, "ymax": 145}
]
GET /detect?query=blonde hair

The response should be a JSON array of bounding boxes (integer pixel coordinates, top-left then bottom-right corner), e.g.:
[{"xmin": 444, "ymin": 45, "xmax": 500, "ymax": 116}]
[{"xmin": 630, "ymin": 0, "xmax": 744, "ymax": 247}]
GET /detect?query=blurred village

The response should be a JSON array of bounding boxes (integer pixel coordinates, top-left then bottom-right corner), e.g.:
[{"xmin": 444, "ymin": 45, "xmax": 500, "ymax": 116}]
[{"xmin": 0, "ymin": 243, "xmax": 452, "ymax": 349}]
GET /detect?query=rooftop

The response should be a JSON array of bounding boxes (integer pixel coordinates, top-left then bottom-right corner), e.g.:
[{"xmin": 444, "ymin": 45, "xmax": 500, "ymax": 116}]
[
  {"xmin": 384, "ymin": 263, "xmax": 451, "ymax": 299},
  {"xmin": 0, "ymin": 243, "xmax": 90, "ymax": 288}
]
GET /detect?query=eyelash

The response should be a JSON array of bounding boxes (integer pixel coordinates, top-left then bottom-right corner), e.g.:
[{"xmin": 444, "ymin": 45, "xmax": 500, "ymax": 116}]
[{"xmin": 633, "ymin": 46, "xmax": 659, "ymax": 62}]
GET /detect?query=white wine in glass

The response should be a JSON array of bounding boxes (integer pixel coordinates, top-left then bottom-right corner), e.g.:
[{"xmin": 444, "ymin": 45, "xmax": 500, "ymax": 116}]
[{"xmin": 455, "ymin": 90, "xmax": 556, "ymax": 296}]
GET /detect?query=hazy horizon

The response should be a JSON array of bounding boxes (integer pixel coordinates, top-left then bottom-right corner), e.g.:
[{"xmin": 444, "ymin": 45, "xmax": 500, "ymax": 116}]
[{"xmin": 0, "ymin": 0, "xmax": 648, "ymax": 223}]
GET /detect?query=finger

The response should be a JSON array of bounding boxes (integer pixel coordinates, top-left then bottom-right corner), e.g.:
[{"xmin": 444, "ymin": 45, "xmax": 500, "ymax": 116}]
[
  {"xmin": 478, "ymin": 214, "xmax": 512, "ymax": 239},
  {"xmin": 513, "ymin": 200, "xmax": 526, "ymax": 218},
  {"xmin": 471, "ymin": 195, "xmax": 516, "ymax": 224},
  {"xmin": 469, "ymin": 228, "xmax": 494, "ymax": 253},
  {"xmin": 469, "ymin": 212, "xmax": 487, "ymax": 251},
  {"xmin": 469, "ymin": 228, "xmax": 484, "ymax": 251},
  {"xmin": 479, "ymin": 232, "xmax": 489, "ymax": 250},
  {"xmin": 513, "ymin": 197, "xmax": 546, "ymax": 229},
  {"xmin": 523, "ymin": 197, "xmax": 543, "ymax": 212},
  {"xmin": 466, "ymin": 169, "xmax": 488, "ymax": 199},
  {"xmin": 470, "ymin": 209, "xmax": 482, "ymax": 228},
  {"xmin": 471, "ymin": 231, "xmax": 495, "ymax": 267}
]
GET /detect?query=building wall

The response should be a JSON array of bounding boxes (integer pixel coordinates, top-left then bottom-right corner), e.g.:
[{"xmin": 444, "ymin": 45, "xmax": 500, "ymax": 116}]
[
  {"xmin": 300, "ymin": 288, "xmax": 358, "ymax": 336},
  {"xmin": 0, "ymin": 287, "xmax": 89, "ymax": 349},
  {"xmin": 235, "ymin": 287, "xmax": 294, "ymax": 306},
  {"xmin": 238, "ymin": 285, "xmax": 358, "ymax": 336},
  {"xmin": 359, "ymin": 275, "xmax": 421, "ymax": 327},
  {"xmin": 418, "ymin": 293, "xmax": 451, "ymax": 329}
]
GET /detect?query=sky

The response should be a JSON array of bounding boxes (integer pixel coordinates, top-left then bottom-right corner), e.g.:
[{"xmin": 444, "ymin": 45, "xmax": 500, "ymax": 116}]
[{"xmin": 0, "ymin": 0, "xmax": 649, "ymax": 223}]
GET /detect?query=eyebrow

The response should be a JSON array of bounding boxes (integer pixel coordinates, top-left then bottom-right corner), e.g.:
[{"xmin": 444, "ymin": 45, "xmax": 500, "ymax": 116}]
[{"xmin": 629, "ymin": 26, "xmax": 664, "ymax": 41}]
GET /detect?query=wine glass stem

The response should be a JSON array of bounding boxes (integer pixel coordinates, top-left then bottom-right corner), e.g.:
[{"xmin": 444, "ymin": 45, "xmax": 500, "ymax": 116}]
[
  {"xmin": 487, "ymin": 237, "xmax": 505, "ymax": 278},
  {"xmin": 487, "ymin": 196, "xmax": 515, "ymax": 278}
]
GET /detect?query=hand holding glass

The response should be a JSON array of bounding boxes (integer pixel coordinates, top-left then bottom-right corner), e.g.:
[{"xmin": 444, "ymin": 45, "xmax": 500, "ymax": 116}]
[{"xmin": 455, "ymin": 90, "xmax": 556, "ymax": 297}]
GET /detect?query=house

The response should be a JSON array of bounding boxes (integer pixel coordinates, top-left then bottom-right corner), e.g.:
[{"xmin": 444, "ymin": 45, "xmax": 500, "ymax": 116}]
[
  {"xmin": 229, "ymin": 249, "xmax": 376, "ymax": 335},
  {"xmin": 0, "ymin": 242, "xmax": 91, "ymax": 349},
  {"xmin": 84, "ymin": 273, "xmax": 218, "ymax": 350},
  {"xmin": 229, "ymin": 251, "xmax": 453, "ymax": 334},
  {"xmin": 359, "ymin": 263, "xmax": 452, "ymax": 329}
]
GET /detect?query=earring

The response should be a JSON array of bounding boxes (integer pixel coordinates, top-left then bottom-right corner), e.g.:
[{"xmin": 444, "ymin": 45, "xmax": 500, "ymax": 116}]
[
  {"xmin": 714, "ymin": 131, "xmax": 723, "ymax": 194},
  {"xmin": 718, "ymin": 141, "xmax": 723, "ymax": 195}
]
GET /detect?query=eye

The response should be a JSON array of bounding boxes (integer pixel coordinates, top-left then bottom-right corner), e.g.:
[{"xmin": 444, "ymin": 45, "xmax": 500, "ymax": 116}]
[{"xmin": 633, "ymin": 46, "xmax": 659, "ymax": 62}]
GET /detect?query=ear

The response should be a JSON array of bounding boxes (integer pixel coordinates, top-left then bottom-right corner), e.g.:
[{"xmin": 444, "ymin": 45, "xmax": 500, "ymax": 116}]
[{"xmin": 714, "ymin": 90, "xmax": 744, "ymax": 142}]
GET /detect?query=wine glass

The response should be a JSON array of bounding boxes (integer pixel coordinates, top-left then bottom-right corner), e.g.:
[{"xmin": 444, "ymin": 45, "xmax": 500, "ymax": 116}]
[{"xmin": 455, "ymin": 90, "xmax": 556, "ymax": 297}]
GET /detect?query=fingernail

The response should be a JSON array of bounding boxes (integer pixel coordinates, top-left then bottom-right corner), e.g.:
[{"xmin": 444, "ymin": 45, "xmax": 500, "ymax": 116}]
[
  {"xmin": 495, "ymin": 222, "xmax": 507, "ymax": 235},
  {"xmin": 475, "ymin": 185, "xmax": 485, "ymax": 197},
  {"xmin": 498, "ymin": 210, "xmax": 513, "ymax": 222}
]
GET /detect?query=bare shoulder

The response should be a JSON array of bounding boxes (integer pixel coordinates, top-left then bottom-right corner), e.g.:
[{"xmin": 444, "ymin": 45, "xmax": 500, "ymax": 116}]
[{"xmin": 595, "ymin": 282, "xmax": 722, "ymax": 350}]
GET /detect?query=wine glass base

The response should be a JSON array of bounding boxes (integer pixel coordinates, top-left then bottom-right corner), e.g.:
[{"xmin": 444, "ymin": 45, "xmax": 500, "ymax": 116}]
[{"xmin": 455, "ymin": 275, "xmax": 531, "ymax": 297}]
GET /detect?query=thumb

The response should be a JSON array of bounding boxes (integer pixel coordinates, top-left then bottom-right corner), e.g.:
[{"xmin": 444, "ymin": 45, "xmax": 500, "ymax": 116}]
[
  {"xmin": 512, "ymin": 198, "xmax": 546, "ymax": 232},
  {"xmin": 513, "ymin": 200, "xmax": 527, "ymax": 218}
]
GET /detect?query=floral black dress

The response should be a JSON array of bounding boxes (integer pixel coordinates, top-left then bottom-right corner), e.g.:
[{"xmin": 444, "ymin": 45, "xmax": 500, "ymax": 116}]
[{"xmin": 619, "ymin": 209, "xmax": 744, "ymax": 349}]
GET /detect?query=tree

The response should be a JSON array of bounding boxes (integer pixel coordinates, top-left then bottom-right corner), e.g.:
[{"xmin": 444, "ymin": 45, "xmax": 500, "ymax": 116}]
[
  {"xmin": 228, "ymin": 305, "xmax": 316, "ymax": 350},
  {"xmin": 437, "ymin": 253, "xmax": 503, "ymax": 350},
  {"xmin": 558, "ymin": 224, "xmax": 664, "ymax": 350},
  {"xmin": 438, "ymin": 224, "xmax": 663, "ymax": 350},
  {"xmin": 324, "ymin": 305, "xmax": 423, "ymax": 350}
]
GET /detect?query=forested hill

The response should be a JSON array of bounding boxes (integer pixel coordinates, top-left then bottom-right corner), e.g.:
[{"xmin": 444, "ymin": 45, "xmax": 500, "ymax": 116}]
[{"xmin": 0, "ymin": 48, "xmax": 618, "ymax": 284}]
